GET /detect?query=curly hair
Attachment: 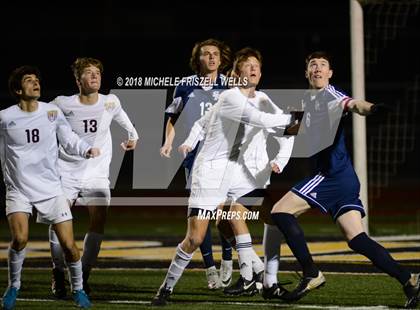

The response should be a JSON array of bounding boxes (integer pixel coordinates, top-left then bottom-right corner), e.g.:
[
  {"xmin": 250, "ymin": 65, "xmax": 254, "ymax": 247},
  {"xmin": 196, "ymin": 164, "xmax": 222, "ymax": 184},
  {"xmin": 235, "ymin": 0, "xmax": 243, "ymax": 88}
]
[
  {"xmin": 8, "ymin": 65, "xmax": 41, "ymax": 101},
  {"xmin": 189, "ymin": 38, "xmax": 232, "ymax": 74},
  {"xmin": 71, "ymin": 57, "xmax": 104, "ymax": 80}
]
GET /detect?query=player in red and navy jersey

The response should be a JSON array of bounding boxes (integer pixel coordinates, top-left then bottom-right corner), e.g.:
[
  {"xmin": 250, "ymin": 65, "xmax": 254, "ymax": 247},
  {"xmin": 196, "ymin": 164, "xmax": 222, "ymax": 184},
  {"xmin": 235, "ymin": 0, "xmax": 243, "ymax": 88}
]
[{"xmin": 270, "ymin": 51, "xmax": 420, "ymax": 308}]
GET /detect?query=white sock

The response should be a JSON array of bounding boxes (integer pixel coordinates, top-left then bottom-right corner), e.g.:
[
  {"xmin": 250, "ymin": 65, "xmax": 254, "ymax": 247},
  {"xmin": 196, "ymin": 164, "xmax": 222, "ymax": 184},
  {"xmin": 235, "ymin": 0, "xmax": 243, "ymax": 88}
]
[
  {"xmin": 251, "ymin": 249, "xmax": 264, "ymax": 274},
  {"xmin": 162, "ymin": 244, "xmax": 193, "ymax": 290},
  {"xmin": 263, "ymin": 224, "xmax": 282, "ymax": 288},
  {"xmin": 67, "ymin": 259, "xmax": 83, "ymax": 292},
  {"xmin": 235, "ymin": 234, "xmax": 254, "ymax": 281},
  {"xmin": 81, "ymin": 232, "xmax": 103, "ymax": 273},
  {"xmin": 49, "ymin": 225, "xmax": 65, "ymax": 271},
  {"xmin": 8, "ymin": 247, "xmax": 26, "ymax": 289}
]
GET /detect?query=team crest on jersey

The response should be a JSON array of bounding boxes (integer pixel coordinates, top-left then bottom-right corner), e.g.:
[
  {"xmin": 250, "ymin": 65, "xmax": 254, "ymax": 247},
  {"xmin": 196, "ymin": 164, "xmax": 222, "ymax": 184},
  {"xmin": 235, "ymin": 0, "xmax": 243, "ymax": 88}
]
[
  {"xmin": 212, "ymin": 91, "xmax": 220, "ymax": 101},
  {"xmin": 47, "ymin": 110, "xmax": 58, "ymax": 122},
  {"xmin": 104, "ymin": 101, "xmax": 116, "ymax": 111}
]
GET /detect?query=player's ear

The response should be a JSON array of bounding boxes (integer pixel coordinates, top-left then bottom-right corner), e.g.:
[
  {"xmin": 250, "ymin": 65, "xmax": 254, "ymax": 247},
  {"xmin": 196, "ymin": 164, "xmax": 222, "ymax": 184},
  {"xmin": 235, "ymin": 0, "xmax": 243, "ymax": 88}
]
[
  {"xmin": 328, "ymin": 69, "xmax": 333, "ymax": 79},
  {"xmin": 305, "ymin": 70, "xmax": 309, "ymax": 79},
  {"xmin": 16, "ymin": 89, "xmax": 22, "ymax": 96}
]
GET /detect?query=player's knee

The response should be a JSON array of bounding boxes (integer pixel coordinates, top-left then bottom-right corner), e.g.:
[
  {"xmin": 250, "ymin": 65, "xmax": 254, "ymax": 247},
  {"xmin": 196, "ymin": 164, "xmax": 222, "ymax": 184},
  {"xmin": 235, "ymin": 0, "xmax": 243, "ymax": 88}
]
[
  {"xmin": 185, "ymin": 235, "xmax": 204, "ymax": 251},
  {"xmin": 61, "ymin": 240, "xmax": 79, "ymax": 259},
  {"xmin": 11, "ymin": 235, "xmax": 28, "ymax": 250},
  {"xmin": 228, "ymin": 216, "xmax": 243, "ymax": 227}
]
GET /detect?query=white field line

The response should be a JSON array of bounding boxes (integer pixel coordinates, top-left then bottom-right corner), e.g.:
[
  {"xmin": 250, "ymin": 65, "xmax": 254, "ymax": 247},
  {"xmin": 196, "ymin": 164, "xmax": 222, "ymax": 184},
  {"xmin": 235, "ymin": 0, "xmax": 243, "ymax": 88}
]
[
  {"xmin": 3, "ymin": 297, "xmax": 391, "ymax": 310},
  {"xmin": 0, "ymin": 266, "xmax": 395, "ymax": 276}
]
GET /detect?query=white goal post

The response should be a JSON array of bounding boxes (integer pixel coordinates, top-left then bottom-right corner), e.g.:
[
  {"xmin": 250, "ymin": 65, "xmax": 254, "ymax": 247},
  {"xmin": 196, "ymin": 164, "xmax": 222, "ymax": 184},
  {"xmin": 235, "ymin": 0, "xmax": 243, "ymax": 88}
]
[{"xmin": 350, "ymin": 0, "xmax": 370, "ymax": 234}]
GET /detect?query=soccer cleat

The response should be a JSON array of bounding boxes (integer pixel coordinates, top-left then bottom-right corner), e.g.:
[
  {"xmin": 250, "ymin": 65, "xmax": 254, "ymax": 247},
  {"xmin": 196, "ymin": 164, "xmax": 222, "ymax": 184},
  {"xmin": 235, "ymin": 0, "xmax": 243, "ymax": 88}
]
[
  {"xmin": 151, "ymin": 284, "xmax": 172, "ymax": 306},
  {"xmin": 223, "ymin": 276, "xmax": 258, "ymax": 296},
  {"xmin": 253, "ymin": 271, "xmax": 264, "ymax": 292},
  {"xmin": 206, "ymin": 266, "xmax": 220, "ymax": 290},
  {"xmin": 51, "ymin": 267, "xmax": 67, "ymax": 299},
  {"xmin": 219, "ymin": 259, "xmax": 233, "ymax": 288},
  {"xmin": 403, "ymin": 273, "xmax": 420, "ymax": 309},
  {"xmin": 282, "ymin": 271, "xmax": 326, "ymax": 302},
  {"xmin": 72, "ymin": 289, "xmax": 91, "ymax": 308},
  {"xmin": 2, "ymin": 286, "xmax": 19, "ymax": 310},
  {"xmin": 82, "ymin": 269, "xmax": 91, "ymax": 295},
  {"xmin": 262, "ymin": 283, "xmax": 289, "ymax": 300}
]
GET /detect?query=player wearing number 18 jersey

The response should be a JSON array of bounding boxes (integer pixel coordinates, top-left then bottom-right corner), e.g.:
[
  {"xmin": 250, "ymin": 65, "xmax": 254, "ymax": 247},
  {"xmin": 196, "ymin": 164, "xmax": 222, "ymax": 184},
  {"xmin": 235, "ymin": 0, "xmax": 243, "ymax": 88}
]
[
  {"xmin": 1, "ymin": 66, "xmax": 96, "ymax": 309},
  {"xmin": 48, "ymin": 58, "xmax": 139, "ymax": 298}
]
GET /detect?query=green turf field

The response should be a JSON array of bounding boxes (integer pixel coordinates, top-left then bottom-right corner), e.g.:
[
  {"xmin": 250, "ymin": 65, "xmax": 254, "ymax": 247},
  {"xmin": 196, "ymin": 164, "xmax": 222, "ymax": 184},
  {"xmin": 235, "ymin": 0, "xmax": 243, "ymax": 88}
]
[
  {"xmin": 0, "ymin": 269, "xmax": 410, "ymax": 309},
  {"xmin": 1, "ymin": 206, "xmax": 418, "ymax": 241}
]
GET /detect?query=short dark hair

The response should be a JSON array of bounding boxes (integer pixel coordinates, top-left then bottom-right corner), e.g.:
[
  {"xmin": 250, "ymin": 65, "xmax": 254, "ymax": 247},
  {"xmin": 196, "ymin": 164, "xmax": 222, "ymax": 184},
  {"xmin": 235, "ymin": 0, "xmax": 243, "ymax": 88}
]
[
  {"xmin": 305, "ymin": 51, "xmax": 333, "ymax": 69},
  {"xmin": 189, "ymin": 38, "xmax": 232, "ymax": 74},
  {"xmin": 232, "ymin": 47, "xmax": 263, "ymax": 76},
  {"xmin": 8, "ymin": 65, "xmax": 41, "ymax": 101}
]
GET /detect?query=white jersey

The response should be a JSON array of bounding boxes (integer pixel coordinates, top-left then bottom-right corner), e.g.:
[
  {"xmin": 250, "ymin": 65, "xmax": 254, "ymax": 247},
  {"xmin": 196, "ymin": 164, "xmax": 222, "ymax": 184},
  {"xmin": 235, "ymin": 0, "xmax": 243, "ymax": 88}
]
[
  {"xmin": 183, "ymin": 87, "xmax": 292, "ymax": 183},
  {"xmin": 52, "ymin": 93, "xmax": 138, "ymax": 181},
  {"xmin": 0, "ymin": 102, "xmax": 90, "ymax": 202}
]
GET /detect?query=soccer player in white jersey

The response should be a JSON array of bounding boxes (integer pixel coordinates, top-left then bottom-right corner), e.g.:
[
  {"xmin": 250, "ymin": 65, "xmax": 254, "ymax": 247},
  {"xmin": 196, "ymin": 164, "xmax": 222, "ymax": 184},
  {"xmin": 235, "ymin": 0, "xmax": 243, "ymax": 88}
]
[
  {"xmin": 152, "ymin": 48, "xmax": 293, "ymax": 306},
  {"xmin": 180, "ymin": 48, "xmax": 296, "ymax": 298},
  {"xmin": 0, "ymin": 66, "xmax": 98, "ymax": 310},
  {"xmin": 48, "ymin": 57, "xmax": 139, "ymax": 298},
  {"xmin": 160, "ymin": 38, "xmax": 233, "ymax": 289}
]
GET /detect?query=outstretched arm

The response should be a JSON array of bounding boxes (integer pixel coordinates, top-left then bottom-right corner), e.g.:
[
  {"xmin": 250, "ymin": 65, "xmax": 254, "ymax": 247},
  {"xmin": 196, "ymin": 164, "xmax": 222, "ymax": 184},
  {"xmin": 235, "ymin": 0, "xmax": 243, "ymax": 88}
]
[
  {"xmin": 343, "ymin": 98, "xmax": 375, "ymax": 116},
  {"xmin": 218, "ymin": 92, "xmax": 291, "ymax": 129}
]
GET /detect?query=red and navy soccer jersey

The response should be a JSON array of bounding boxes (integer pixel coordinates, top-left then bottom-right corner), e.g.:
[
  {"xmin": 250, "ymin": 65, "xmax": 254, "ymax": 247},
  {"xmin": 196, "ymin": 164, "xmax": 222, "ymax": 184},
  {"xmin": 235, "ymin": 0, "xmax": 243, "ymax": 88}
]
[{"xmin": 292, "ymin": 85, "xmax": 365, "ymax": 220}]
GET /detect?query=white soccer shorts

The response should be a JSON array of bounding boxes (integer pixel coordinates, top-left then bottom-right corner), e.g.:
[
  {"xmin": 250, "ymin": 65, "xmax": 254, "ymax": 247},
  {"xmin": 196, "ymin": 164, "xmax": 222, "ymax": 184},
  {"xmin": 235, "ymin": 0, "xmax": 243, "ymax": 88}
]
[
  {"xmin": 188, "ymin": 160, "xmax": 258, "ymax": 212},
  {"xmin": 6, "ymin": 192, "xmax": 72, "ymax": 225},
  {"xmin": 61, "ymin": 177, "xmax": 111, "ymax": 207}
]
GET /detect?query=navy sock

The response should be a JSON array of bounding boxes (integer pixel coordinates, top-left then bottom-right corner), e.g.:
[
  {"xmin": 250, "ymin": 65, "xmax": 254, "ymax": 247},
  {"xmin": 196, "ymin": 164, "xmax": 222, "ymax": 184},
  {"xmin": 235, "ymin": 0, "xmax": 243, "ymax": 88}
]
[
  {"xmin": 348, "ymin": 233, "xmax": 411, "ymax": 285},
  {"xmin": 200, "ymin": 225, "xmax": 215, "ymax": 268},
  {"xmin": 271, "ymin": 212, "xmax": 318, "ymax": 277},
  {"xmin": 220, "ymin": 234, "xmax": 232, "ymax": 261}
]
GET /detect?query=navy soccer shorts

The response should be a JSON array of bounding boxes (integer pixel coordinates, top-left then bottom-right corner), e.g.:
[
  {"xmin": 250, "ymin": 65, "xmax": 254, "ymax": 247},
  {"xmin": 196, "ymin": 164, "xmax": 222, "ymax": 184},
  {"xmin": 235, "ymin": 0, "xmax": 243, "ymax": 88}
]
[{"xmin": 291, "ymin": 171, "xmax": 366, "ymax": 221}]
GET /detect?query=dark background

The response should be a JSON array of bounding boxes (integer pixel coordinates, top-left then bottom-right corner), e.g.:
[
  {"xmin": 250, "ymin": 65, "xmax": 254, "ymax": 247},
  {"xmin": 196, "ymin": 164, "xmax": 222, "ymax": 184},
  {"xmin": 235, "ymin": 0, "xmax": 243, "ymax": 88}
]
[{"xmin": 0, "ymin": 0, "xmax": 419, "ymax": 212}]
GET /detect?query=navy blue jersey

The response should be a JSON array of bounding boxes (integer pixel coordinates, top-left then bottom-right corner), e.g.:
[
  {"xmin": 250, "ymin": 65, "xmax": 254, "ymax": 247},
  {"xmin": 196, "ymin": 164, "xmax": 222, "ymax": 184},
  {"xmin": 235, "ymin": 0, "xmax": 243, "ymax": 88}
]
[
  {"xmin": 301, "ymin": 85, "xmax": 352, "ymax": 175},
  {"xmin": 165, "ymin": 74, "xmax": 227, "ymax": 171},
  {"xmin": 292, "ymin": 85, "xmax": 365, "ymax": 220}
]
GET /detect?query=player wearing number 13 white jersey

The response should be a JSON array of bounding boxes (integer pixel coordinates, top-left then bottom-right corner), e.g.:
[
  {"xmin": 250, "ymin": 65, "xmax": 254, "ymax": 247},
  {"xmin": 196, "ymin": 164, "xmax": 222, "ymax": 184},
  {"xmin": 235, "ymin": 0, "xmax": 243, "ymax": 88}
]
[
  {"xmin": 52, "ymin": 92, "xmax": 137, "ymax": 181},
  {"xmin": 48, "ymin": 58, "xmax": 139, "ymax": 298}
]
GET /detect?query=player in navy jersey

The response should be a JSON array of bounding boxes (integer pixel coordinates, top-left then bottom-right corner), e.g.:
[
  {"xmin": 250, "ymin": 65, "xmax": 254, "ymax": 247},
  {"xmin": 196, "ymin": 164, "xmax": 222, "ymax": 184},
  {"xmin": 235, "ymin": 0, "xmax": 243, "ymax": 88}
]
[
  {"xmin": 270, "ymin": 51, "xmax": 420, "ymax": 308},
  {"xmin": 159, "ymin": 38, "xmax": 233, "ymax": 289}
]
